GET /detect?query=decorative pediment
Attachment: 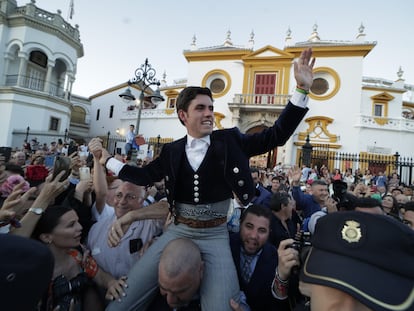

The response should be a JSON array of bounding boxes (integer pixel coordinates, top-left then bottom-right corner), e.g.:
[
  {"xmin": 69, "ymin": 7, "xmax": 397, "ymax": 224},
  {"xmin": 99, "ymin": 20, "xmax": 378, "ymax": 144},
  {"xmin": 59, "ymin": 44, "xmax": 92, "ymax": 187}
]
[
  {"xmin": 243, "ymin": 46, "xmax": 294, "ymax": 60},
  {"xmin": 370, "ymin": 92, "xmax": 394, "ymax": 102}
]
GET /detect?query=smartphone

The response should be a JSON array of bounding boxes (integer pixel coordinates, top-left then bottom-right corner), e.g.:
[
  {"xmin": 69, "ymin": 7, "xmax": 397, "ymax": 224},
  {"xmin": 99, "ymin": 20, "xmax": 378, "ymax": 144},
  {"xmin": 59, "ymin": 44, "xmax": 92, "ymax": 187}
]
[
  {"xmin": 0, "ymin": 147, "xmax": 12, "ymax": 163},
  {"xmin": 129, "ymin": 238, "xmax": 143, "ymax": 254},
  {"xmin": 52, "ymin": 155, "xmax": 71, "ymax": 181},
  {"xmin": 79, "ymin": 166, "xmax": 91, "ymax": 181}
]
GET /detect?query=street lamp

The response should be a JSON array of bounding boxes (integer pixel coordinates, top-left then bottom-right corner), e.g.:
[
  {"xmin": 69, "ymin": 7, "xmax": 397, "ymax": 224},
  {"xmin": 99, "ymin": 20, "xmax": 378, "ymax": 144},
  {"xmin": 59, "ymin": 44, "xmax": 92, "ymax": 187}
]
[
  {"xmin": 119, "ymin": 58, "xmax": 164, "ymax": 162},
  {"xmin": 25, "ymin": 126, "xmax": 30, "ymax": 141},
  {"xmin": 156, "ymin": 134, "xmax": 161, "ymax": 157},
  {"xmin": 106, "ymin": 131, "xmax": 111, "ymax": 149}
]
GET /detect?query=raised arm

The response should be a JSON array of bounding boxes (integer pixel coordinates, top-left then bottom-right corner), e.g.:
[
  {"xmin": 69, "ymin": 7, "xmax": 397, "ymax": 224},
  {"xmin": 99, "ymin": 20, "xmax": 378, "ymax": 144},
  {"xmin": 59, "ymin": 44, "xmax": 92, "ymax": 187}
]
[
  {"xmin": 90, "ymin": 141, "xmax": 108, "ymax": 214},
  {"xmin": 11, "ymin": 171, "xmax": 69, "ymax": 237}
]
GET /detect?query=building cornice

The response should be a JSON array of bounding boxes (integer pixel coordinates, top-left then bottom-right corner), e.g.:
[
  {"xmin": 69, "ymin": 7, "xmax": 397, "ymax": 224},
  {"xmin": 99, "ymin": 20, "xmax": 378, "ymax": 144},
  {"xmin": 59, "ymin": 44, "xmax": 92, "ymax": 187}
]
[
  {"xmin": 184, "ymin": 49, "xmax": 250, "ymax": 62},
  {"xmin": 285, "ymin": 44, "xmax": 376, "ymax": 58}
]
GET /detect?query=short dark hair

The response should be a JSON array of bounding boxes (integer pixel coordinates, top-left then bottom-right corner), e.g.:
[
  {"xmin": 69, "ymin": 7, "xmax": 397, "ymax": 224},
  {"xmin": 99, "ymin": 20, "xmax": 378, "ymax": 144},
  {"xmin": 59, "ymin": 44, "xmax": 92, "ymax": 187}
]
[
  {"xmin": 311, "ymin": 180, "xmax": 327, "ymax": 187},
  {"xmin": 404, "ymin": 201, "xmax": 414, "ymax": 213},
  {"xmin": 355, "ymin": 197, "xmax": 382, "ymax": 209},
  {"xmin": 176, "ymin": 86, "xmax": 213, "ymax": 125},
  {"xmin": 392, "ymin": 188, "xmax": 403, "ymax": 194},
  {"xmin": 269, "ymin": 192, "xmax": 290, "ymax": 212},
  {"xmin": 240, "ymin": 204, "xmax": 272, "ymax": 225},
  {"xmin": 271, "ymin": 176, "xmax": 282, "ymax": 182},
  {"xmin": 31, "ymin": 205, "xmax": 73, "ymax": 241}
]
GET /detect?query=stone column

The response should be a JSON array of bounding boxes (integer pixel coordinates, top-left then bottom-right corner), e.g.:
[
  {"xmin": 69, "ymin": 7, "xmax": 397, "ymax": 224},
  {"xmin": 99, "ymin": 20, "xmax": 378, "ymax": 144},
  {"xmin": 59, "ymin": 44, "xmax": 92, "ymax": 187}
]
[{"xmin": 16, "ymin": 51, "xmax": 28, "ymax": 87}]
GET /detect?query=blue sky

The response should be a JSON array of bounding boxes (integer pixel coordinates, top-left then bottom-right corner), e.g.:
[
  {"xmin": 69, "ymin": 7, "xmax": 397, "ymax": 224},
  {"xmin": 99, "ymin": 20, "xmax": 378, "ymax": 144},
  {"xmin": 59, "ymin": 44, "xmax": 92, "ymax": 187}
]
[{"xmin": 32, "ymin": 0, "xmax": 413, "ymax": 97}]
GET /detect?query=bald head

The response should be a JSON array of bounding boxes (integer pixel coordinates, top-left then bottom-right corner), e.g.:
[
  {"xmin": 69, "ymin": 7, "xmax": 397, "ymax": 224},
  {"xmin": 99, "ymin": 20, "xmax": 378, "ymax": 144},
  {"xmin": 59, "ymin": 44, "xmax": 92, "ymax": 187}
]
[
  {"xmin": 158, "ymin": 238, "xmax": 203, "ymax": 308},
  {"xmin": 159, "ymin": 238, "xmax": 202, "ymax": 277}
]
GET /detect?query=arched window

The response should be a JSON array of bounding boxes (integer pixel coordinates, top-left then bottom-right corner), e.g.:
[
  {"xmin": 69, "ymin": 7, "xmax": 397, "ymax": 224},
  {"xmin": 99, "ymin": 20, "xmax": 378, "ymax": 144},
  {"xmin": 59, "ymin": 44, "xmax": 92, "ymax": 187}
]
[{"xmin": 71, "ymin": 106, "xmax": 87, "ymax": 124}]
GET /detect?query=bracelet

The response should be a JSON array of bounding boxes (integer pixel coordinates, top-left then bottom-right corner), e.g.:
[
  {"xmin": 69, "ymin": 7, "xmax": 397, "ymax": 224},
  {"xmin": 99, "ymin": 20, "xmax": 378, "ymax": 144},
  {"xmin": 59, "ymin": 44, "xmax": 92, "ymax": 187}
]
[
  {"xmin": 274, "ymin": 278, "xmax": 288, "ymax": 298},
  {"xmin": 275, "ymin": 267, "xmax": 289, "ymax": 285},
  {"xmin": 296, "ymin": 86, "xmax": 309, "ymax": 95},
  {"xmin": 272, "ymin": 268, "xmax": 289, "ymax": 299}
]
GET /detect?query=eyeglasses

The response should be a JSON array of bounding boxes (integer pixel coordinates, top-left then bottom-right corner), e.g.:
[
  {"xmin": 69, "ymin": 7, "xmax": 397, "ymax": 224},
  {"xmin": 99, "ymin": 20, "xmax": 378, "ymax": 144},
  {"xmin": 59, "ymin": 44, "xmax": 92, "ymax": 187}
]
[{"xmin": 115, "ymin": 193, "xmax": 144, "ymax": 202}]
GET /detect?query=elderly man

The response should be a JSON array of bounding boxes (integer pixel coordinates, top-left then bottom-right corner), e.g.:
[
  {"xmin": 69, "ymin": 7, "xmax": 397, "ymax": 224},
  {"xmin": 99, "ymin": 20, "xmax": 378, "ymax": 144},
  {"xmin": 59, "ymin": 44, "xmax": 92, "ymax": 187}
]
[
  {"xmin": 300, "ymin": 211, "xmax": 414, "ymax": 311},
  {"xmin": 90, "ymin": 48, "xmax": 315, "ymax": 311},
  {"xmin": 12, "ymin": 151, "xmax": 27, "ymax": 167},
  {"xmin": 87, "ymin": 180, "xmax": 168, "ymax": 279}
]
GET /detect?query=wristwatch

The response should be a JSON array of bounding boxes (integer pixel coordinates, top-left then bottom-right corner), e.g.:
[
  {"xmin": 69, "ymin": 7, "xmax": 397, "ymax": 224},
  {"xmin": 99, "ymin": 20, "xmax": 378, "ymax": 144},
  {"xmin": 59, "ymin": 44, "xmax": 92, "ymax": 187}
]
[{"xmin": 29, "ymin": 207, "xmax": 44, "ymax": 215}]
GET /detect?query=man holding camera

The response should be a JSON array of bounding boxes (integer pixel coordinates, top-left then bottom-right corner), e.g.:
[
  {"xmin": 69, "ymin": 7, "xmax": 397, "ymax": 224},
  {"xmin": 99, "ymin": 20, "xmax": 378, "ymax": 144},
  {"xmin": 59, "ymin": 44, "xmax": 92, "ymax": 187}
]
[{"xmin": 229, "ymin": 204, "xmax": 300, "ymax": 310}]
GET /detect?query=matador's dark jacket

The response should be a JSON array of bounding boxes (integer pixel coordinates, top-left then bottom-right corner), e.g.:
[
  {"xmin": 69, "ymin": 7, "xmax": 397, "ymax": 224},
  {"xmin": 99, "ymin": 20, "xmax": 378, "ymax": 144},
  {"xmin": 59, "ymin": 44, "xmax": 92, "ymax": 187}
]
[{"xmin": 118, "ymin": 102, "xmax": 308, "ymax": 207}]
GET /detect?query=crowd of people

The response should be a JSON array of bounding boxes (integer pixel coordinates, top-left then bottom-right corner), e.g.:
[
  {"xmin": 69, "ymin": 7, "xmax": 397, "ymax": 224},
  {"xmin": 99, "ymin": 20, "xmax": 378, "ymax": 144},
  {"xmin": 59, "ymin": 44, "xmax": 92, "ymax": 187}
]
[{"xmin": 0, "ymin": 48, "xmax": 413, "ymax": 311}]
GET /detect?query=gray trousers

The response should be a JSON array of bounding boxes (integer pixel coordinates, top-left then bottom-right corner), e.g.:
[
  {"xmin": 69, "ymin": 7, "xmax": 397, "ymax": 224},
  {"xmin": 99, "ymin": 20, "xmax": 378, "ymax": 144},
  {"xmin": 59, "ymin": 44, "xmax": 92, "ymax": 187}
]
[{"xmin": 105, "ymin": 222, "xmax": 240, "ymax": 311}]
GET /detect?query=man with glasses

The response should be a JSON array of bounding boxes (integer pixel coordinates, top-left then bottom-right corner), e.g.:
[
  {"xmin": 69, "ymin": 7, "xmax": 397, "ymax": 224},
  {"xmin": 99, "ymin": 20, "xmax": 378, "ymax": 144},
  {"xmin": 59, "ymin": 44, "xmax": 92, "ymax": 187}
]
[{"xmin": 87, "ymin": 181, "xmax": 168, "ymax": 279}]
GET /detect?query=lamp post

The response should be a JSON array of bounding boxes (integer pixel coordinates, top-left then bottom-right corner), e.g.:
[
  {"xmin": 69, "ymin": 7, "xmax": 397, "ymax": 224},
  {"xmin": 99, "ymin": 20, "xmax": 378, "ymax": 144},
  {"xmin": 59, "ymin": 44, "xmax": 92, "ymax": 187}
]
[
  {"xmin": 119, "ymin": 58, "xmax": 164, "ymax": 163},
  {"xmin": 156, "ymin": 134, "xmax": 161, "ymax": 157},
  {"xmin": 302, "ymin": 134, "xmax": 313, "ymax": 167},
  {"xmin": 25, "ymin": 126, "xmax": 30, "ymax": 141},
  {"xmin": 106, "ymin": 131, "xmax": 111, "ymax": 149}
]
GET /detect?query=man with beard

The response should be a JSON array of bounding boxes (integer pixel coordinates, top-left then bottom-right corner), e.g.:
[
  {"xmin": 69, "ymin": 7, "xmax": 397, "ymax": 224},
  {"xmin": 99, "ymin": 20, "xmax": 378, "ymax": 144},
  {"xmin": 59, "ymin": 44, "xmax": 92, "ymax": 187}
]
[{"xmin": 230, "ymin": 204, "xmax": 299, "ymax": 310}]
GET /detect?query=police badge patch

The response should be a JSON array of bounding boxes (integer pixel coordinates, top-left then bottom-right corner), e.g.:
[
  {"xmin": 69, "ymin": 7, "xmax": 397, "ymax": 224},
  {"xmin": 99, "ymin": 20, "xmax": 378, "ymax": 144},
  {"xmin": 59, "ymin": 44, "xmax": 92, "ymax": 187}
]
[{"xmin": 341, "ymin": 220, "xmax": 362, "ymax": 243}]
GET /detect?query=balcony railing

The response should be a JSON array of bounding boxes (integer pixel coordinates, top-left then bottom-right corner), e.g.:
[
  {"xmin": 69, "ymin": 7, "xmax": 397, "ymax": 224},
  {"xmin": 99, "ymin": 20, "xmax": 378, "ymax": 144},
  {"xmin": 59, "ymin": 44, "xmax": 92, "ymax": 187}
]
[
  {"xmin": 357, "ymin": 115, "xmax": 414, "ymax": 132},
  {"xmin": 231, "ymin": 94, "xmax": 291, "ymax": 106},
  {"xmin": 5, "ymin": 75, "xmax": 65, "ymax": 98},
  {"xmin": 14, "ymin": 5, "xmax": 81, "ymax": 42}
]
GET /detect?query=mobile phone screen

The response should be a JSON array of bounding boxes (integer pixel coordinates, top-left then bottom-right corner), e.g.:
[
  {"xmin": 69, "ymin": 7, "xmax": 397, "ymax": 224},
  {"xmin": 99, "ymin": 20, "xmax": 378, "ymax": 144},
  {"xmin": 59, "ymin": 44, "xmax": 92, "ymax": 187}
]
[{"xmin": 53, "ymin": 156, "xmax": 71, "ymax": 181}]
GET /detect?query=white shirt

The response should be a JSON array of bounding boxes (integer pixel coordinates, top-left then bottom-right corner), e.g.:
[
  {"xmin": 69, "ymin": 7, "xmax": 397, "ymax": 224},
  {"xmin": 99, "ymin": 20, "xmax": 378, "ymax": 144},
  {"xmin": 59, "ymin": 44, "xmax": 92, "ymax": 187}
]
[
  {"xmin": 126, "ymin": 130, "xmax": 135, "ymax": 144},
  {"xmin": 185, "ymin": 135, "xmax": 210, "ymax": 171}
]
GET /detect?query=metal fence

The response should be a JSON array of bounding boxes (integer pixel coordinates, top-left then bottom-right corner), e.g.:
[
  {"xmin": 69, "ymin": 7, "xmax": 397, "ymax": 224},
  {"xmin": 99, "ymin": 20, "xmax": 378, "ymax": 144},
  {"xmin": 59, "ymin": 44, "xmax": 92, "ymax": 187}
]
[
  {"xmin": 308, "ymin": 145, "xmax": 414, "ymax": 185},
  {"xmin": 82, "ymin": 135, "xmax": 173, "ymax": 159}
]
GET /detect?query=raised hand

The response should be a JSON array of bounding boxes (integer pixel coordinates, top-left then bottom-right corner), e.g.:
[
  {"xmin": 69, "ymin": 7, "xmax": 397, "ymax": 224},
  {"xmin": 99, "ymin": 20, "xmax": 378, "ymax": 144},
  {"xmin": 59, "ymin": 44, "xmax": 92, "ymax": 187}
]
[
  {"xmin": 288, "ymin": 165, "xmax": 302, "ymax": 186},
  {"xmin": 1, "ymin": 181, "xmax": 37, "ymax": 217},
  {"xmin": 88, "ymin": 138, "xmax": 104, "ymax": 159},
  {"xmin": 294, "ymin": 48, "xmax": 315, "ymax": 91},
  {"xmin": 89, "ymin": 138, "xmax": 112, "ymax": 166}
]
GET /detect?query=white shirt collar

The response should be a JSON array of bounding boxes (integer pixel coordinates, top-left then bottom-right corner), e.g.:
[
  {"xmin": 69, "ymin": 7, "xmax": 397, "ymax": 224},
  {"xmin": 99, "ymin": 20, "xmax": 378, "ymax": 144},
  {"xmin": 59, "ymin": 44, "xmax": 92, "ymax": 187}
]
[{"xmin": 186, "ymin": 134, "xmax": 211, "ymax": 147}]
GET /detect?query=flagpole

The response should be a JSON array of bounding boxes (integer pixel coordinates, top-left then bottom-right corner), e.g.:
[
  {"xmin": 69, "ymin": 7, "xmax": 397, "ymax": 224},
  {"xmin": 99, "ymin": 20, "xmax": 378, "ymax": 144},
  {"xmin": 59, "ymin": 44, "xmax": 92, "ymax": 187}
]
[{"xmin": 67, "ymin": 0, "xmax": 74, "ymax": 20}]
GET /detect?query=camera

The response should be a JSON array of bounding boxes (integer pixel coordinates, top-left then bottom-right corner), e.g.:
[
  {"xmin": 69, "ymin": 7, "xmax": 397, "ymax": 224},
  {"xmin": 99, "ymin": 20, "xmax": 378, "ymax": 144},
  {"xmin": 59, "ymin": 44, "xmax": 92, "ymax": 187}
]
[
  {"xmin": 290, "ymin": 230, "xmax": 312, "ymax": 274},
  {"xmin": 52, "ymin": 272, "xmax": 89, "ymax": 311},
  {"xmin": 332, "ymin": 180, "xmax": 348, "ymax": 203},
  {"xmin": 291, "ymin": 230, "xmax": 312, "ymax": 253}
]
